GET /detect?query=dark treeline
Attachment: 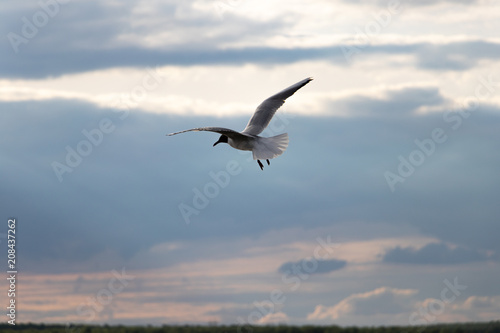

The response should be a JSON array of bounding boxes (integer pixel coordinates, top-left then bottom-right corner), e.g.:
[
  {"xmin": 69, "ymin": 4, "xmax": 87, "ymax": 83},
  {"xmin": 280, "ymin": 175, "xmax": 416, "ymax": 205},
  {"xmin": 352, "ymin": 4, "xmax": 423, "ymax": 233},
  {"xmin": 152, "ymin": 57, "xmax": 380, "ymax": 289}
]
[{"xmin": 0, "ymin": 322, "xmax": 499, "ymax": 333}]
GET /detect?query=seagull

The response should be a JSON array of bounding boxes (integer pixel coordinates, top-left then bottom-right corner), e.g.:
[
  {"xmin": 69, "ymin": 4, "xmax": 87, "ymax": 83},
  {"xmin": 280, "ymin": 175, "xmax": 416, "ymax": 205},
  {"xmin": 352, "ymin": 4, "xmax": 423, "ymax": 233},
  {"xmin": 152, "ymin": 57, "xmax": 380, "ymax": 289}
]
[{"xmin": 167, "ymin": 77, "xmax": 313, "ymax": 170}]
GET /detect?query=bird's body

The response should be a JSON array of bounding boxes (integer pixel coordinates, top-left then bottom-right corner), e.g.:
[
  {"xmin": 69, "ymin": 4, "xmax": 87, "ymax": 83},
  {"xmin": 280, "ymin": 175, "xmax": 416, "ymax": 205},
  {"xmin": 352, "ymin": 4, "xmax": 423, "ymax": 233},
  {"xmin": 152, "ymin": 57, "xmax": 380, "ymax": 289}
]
[
  {"xmin": 227, "ymin": 134, "xmax": 255, "ymax": 152},
  {"xmin": 167, "ymin": 77, "xmax": 313, "ymax": 170}
]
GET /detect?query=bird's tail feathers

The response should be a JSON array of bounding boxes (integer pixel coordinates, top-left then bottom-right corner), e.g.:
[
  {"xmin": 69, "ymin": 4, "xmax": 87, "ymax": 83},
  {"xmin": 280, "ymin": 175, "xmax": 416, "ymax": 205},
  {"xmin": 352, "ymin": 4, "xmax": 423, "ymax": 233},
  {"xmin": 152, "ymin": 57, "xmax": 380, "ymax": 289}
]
[{"xmin": 252, "ymin": 133, "xmax": 289, "ymax": 160}]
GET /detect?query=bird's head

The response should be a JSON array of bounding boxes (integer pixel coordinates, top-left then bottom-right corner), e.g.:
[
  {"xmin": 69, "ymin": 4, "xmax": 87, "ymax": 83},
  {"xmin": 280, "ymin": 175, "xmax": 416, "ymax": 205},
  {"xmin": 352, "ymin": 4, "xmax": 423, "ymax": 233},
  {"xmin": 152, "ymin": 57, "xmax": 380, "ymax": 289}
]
[{"xmin": 213, "ymin": 135, "xmax": 228, "ymax": 147}]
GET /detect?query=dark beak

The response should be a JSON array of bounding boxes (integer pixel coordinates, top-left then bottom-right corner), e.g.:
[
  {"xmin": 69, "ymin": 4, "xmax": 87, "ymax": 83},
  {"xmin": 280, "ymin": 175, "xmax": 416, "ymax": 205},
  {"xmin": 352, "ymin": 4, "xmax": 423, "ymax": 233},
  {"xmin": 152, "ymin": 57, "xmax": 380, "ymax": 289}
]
[{"xmin": 213, "ymin": 135, "xmax": 227, "ymax": 147}]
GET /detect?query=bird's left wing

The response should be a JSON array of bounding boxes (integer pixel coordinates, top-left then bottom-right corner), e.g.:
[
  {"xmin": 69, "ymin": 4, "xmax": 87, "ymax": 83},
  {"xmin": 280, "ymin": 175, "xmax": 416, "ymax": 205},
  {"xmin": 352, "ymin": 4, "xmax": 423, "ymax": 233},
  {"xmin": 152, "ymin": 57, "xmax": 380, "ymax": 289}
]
[
  {"xmin": 242, "ymin": 77, "xmax": 313, "ymax": 136},
  {"xmin": 167, "ymin": 127, "xmax": 250, "ymax": 140}
]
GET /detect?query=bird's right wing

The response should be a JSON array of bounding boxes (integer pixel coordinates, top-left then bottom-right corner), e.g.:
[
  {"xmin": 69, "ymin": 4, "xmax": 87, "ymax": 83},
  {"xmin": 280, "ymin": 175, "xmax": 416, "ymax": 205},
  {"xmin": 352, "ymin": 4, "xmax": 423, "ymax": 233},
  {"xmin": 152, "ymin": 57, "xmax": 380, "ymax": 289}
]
[
  {"xmin": 242, "ymin": 77, "xmax": 313, "ymax": 136},
  {"xmin": 167, "ymin": 127, "xmax": 250, "ymax": 141}
]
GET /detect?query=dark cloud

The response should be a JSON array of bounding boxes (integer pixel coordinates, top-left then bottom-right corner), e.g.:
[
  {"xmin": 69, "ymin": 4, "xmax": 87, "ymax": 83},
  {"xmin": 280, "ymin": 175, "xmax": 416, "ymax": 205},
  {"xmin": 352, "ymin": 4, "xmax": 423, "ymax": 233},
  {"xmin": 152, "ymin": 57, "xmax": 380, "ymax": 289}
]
[
  {"xmin": 0, "ymin": 45, "xmax": 343, "ymax": 79},
  {"xmin": 414, "ymin": 40, "xmax": 500, "ymax": 71},
  {"xmin": 1, "ymin": 1, "xmax": 500, "ymax": 78},
  {"xmin": 3, "ymin": 39, "xmax": 500, "ymax": 79},
  {"xmin": 278, "ymin": 259, "xmax": 347, "ymax": 275},
  {"xmin": 346, "ymin": 40, "xmax": 500, "ymax": 71},
  {"xmin": 331, "ymin": 86, "xmax": 447, "ymax": 116},
  {"xmin": 0, "ymin": 0, "xmax": 293, "ymax": 78},
  {"xmin": 382, "ymin": 242, "xmax": 496, "ymax": 265}
]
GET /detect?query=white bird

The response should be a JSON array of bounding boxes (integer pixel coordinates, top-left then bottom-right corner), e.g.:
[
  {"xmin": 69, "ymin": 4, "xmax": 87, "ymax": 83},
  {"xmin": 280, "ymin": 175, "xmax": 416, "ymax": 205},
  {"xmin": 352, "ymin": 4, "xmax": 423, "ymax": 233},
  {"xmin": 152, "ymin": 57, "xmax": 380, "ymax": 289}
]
[{"xmin": 167, "ymin": 77, "xmax": 313, "ymax": 170}]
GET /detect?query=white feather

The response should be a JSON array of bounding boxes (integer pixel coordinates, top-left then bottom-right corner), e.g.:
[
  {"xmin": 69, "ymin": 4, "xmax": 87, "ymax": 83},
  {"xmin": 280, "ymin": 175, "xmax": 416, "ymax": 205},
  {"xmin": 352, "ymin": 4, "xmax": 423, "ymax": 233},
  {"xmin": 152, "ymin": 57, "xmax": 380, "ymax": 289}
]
[
  {"xmin": 242, "ymin": 77, "xmax": 313, "ymax": 136},
  {"xmin": 252, "ymin": 133, "xmax": 289, "ymax": 160}
]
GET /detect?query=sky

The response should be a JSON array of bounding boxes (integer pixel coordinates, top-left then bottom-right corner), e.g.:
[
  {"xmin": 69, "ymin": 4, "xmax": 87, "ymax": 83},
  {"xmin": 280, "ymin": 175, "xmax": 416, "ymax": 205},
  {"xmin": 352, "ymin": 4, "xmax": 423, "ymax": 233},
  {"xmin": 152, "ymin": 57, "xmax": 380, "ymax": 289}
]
[{"xmin": 1, "ymin": 0, "xmax": 500, "ymax": 328}]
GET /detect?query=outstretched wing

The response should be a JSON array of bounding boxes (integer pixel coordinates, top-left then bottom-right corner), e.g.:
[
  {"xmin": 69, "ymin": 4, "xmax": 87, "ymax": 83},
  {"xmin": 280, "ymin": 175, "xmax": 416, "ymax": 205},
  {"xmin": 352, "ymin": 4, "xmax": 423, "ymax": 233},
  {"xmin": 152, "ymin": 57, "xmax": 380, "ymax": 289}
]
[
  {"xmin": 242, "ymin": 77, "xmax": 313, "ymax": 135},
  {"xmin": 167, "ymin": 127, "xmax": 250, "ymax": 141}
]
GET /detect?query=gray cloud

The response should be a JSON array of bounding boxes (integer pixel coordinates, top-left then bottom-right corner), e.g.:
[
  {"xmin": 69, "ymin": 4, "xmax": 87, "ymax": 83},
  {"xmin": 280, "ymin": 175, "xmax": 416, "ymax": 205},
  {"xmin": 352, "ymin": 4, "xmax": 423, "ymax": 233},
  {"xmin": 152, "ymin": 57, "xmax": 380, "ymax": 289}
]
[
  {"xmin": 382, "ymin": 242, "xmax": 496, "ymax": 265},
  {"xmin": 331, "ymin": 86, "xmax": 447, "ymax": 116},
  {"xmin": 0, "ymin": 46, "xmax": 342, "ymax": 79},
  {"xmin": 3, "ymin": 40, "xmax": 500, "ymax": 79},
  {"xmin": 0, "ymin": 0, "xmax": 291, "ymax": 78},
  {"xmin": 2, "ymin": 1, "xmax": 500, "ymax": 78},
  {"xmin": 414, "ymin": 40, "xmax": 500, "ymax": 71},
  {"xmin": 278, "ymin": 259, "xmax": 347, "ymax": 275}
]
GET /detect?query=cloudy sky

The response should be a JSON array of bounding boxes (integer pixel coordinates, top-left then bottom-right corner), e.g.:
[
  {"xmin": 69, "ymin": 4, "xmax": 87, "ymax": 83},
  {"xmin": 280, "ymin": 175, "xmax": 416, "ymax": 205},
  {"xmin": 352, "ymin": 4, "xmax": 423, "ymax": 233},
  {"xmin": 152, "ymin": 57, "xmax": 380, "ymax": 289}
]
[{"xmin": 1, "ymin": 0, "xmax": 500, "ymax": 327}]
